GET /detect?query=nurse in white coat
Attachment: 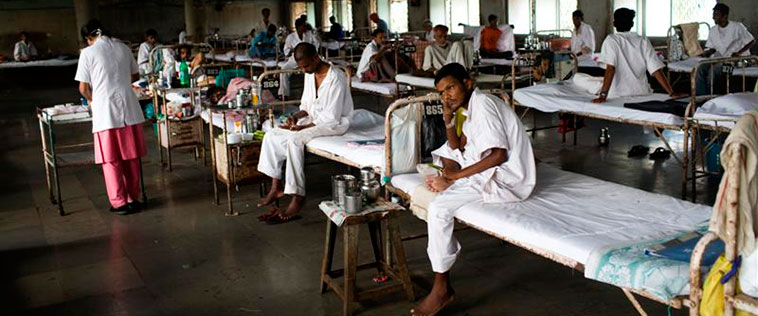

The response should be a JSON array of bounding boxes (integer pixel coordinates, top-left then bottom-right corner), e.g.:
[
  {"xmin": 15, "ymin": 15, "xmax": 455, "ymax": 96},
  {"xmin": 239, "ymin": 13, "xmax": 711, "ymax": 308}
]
[
  {"xmin": 75, "ymin": 19, "xmax": 146, "ymax": 215},
  {"xmin": 411, "ymin": 63, "xmax": 536, "ymax": 316},
  {"xmin": 570, "ymin": 10, "xmax": 595, "ymax": 60},
  {"xmin": 592, "ymin": 8, "xmax": 683, "ymax": 103},
  {"xmin": 279, "ymin": 18, "xmax": 320, "ymax": 97},
  {"xmin": 257, "ymin": 42, "xmax": 352, "ymax": 224}
]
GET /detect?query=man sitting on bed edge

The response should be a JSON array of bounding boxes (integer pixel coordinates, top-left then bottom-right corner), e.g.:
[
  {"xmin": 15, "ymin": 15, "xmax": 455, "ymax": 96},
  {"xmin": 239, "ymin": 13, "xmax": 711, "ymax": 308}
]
[
  {"xmin": 411, "ymin": 63, "xmax": 536, "ymax": 316},
  {"xmin": 591, "ymin": 8, "xmax": 685, "ymax": 103}
]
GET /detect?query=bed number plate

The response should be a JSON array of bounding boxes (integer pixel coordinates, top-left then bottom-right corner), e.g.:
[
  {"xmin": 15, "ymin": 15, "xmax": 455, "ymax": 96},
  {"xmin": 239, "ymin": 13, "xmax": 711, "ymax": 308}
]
[
  {"xmin": 205, "ymin": 67, "xmax": 221, "ymax": 76},
  {"xmin": 423, "ymin": 102, "xmax": 443, "ymax": 116},
  {"xmin": 401, "ymin": 45, "xmax": 417, "ymax": 54},
  {"xmin": 262, "ymin": 78, "xmax": 280, "ymax": 89},
  {"xmin": 721, "ymin": 64, "xmax": 735, "ymax": 75}
]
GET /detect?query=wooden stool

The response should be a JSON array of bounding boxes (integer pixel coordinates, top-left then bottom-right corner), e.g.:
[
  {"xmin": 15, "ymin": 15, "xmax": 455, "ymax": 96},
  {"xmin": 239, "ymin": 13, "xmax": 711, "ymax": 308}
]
[{"xmin": 319, "ymin": 205, "xmax": 414, "ymax": 316}]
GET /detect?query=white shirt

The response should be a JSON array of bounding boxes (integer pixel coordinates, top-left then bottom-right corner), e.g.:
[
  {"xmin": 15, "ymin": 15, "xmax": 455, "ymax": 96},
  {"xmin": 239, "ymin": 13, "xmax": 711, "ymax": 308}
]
[
  {"xmin": 434, "ymin": 88, "xmax": 536, "ymax": 203},
  {"xmin": 13, "ymin": 41, "xmax": 37, "ymax": 61},
  {"xmin": 357, "ymin": 40, "xmax": 380, "ymax": 79},
  {"xmin": 705, "ymin": 20, "xmax": 755, "ymax": 57},
  {"xmin": 283, "ymin": 31, "xmax": 320, "ymax": 59},
  {"xmin": 300, "ymin": 64, "xmax": 353, "ymax": 128},
  {"xmin": 137, "ymin": 42, "xmax": 153, "ymax": 74},
  {"xmin": 254, "ymin": 20, "xmax": 274, "ymax": 35},
  {"xmin": 75, "ymin": 36, "xmax": 144, "ymax": 133},
  {"xmin": 178, "ymin": 31, "xmax": 187, "ymax": 44},
  {"xmin": 424, "ymin": 30, "xmax": 434, "ymax": 41},
  {"xmin": 597, "ymin": 32, "xmax": 665, "ymax": 98},
  {"xmin": 571, "ymin": 22, "xmax": 596, "ymax": 58},
  {"xmin": 423, "ymin": 42, "xmax": 451, "ymax": 71}
]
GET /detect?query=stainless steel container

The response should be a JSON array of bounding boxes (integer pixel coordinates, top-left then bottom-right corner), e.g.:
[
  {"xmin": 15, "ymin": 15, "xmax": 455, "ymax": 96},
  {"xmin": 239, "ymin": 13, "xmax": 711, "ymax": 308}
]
[
  {"xmin": 359, "ymin": 167, "xmax": 375, "ymax": 183},
  {"xmin": 598, "ymin": 127, "xmax": 610, "ymax": 146},
  {"xmin": 343, "ymin": 192, "xmax": 363, "ymax": 214},
  {"xmin": 332, "ymin": 175, "xmax": 356, "ymax": 206},
  {"xmin": 360, "ymin": 180, "xmax": 381, "ymax": 203}
]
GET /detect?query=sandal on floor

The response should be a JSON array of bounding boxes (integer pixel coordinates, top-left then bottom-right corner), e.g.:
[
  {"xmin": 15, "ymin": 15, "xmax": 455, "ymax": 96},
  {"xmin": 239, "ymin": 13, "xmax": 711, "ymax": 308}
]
[
  {"xmin": 256, "ymin": 206, "xmax": 279, "ymax": 222},
  {"xmin": 649, "ymin": 147, "xmax": 671, "ymax": 160},
  {"xmin": 265, "ymin": 214, "xmax": 301, "ymax": 225},
  {"xmin": 627, "ymin": 145, "xmax": 650, "ymax": 157}
]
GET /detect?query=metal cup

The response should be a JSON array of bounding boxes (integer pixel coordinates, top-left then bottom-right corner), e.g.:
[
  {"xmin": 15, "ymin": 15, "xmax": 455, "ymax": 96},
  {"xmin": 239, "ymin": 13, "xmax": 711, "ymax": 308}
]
[{"xmin": 343, "ymin": 192, "xmax": 363, "ymax": 214}]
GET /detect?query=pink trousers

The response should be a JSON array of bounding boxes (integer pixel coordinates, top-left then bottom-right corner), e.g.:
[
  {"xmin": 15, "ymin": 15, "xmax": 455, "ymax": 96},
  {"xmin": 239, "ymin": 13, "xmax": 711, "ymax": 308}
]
[{"xmin": 94, "ymin": 124, "xmax": 147, "ymax": 208}]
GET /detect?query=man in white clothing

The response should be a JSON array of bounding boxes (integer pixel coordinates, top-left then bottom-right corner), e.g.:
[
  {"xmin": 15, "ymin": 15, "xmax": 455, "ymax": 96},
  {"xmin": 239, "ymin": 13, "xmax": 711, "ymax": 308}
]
[
  {"xmin": 257, "ymin": 42, "xmax": 353, "ymax": 224},
  {"xmin": 137, "ymin": 29, "xmax": 158, "ymax": 76},
  {"xmin": 696, "ymin": 3, "xmax": 755, "ymax": 95},
  {"xmin": 253, "ymin": 8, "xmax": 275, "ymax": 38},
  {"xmin": 356, "ymin": 29, "xmax": 409, "ymax": 82},
  {"xmin": 422, "ymin": 25, "xmax": 473, "ymax": 75},
  {"xmin": 570, "ymin": 10, "xmax": 595, "ymax": 60},
  {"xmin": 410, "ymin": 63, "xmax": 536, "ymax": 316},
  {"xmin": 279, "ymin": 17, "xmax": 320, "ymax": 97},
  {"xmin": 13, "ymin": 32, "xmax": 38, "ymax": 62},
  {"xmin": 592, "ymin": 8, "xmax": 682, "ymax": 103},
  {"xmin": 422, "ymin": 20, "xmax": 434, "ymax": 42}
]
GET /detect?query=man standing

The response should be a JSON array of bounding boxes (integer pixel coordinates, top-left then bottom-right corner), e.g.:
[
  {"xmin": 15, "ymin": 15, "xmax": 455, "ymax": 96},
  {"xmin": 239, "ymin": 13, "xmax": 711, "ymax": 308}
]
[
  {"xmin": 257, "ymin": 43, "xmax": 353, "ymax": 224},
  {"xmin": 370, "ymin": 13, "xmax": 390, "ymax": 35},
  {"xmin": 253, "ymin": 8, "xmax": 274, "ymax": 38},
  {"xmin": 411, "ymin": 63, "xmax": 536, "ymax": 315},
  {"xmin": 279, "ymin": 18, "xmax": 320, "ymax": 97},
  {"xmin": 570, "ymin": 10, "xmax": 596, "ymax": 60},
  {"xmin": 137, "ymin": 29, "xmax": 158, "ymax": 76}
]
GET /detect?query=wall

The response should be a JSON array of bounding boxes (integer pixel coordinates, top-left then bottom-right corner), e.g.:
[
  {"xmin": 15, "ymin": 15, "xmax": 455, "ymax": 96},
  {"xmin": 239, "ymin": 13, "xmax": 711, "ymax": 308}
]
[
  {"xmin": 725, "ymin": 0, "xmax": 758, "ymax": 54},
  {"xmin": 0, "ymin": 2, "xmax": 79, "ymax": 57},
  {"xmin": 578, "ymin": 0, "xmax": 610, "ymax": 52},
  {"xmin": 203, "ymin": 0, "xmax": 282, "ymax": 38},
  {"xmin": 407, "ymin": 0, "xmax": 430, "ymax": 31},
  {"xmin": 99, "ymin": 1, "xmax": 184, "ymax": 44},
  {"xmin": 480, "ymin": 0, "xmax": 506, "ymax": 26}
]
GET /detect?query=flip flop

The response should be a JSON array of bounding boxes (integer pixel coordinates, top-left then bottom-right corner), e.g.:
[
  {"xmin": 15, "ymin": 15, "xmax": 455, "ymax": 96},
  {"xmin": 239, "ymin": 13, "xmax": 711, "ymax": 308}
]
[
  {"xmin": 265, "ymin": 214, "xmax": 302, "ymax": 225},
  {"xmin": 409, "ymin": 295, "xmax": 455, "ymax": 316},
  {"xmin": 649, "ymin": 147, "xmax": 671, "ymax": 160},
  {"xmin": 256, "ymin": 206, "xmax": 279, "ymax": 222},
  {"xmin": 627, "ymin": 145, "xmax": 650, "ymax": 157}
]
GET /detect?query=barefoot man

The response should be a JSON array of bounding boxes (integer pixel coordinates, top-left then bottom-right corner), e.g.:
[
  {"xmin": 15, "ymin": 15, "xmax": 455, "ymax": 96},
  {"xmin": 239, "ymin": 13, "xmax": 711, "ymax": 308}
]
[
  {"xmin": 411, "ymin": 63, "xmax": 536, "ymax": 315},
  {"xmin": 256, "ymin": 42, "xmax": 354, "ymax": 224}
]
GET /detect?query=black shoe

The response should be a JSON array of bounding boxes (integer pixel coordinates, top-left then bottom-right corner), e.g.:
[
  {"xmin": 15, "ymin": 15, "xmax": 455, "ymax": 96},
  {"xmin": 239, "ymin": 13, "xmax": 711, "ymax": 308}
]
[
  {"xmin": 129, "ymin": 201, "xmax": 143, "ymax": 212},
  {"xmin": 109, "ymin": 204, "xmax": 132, "ymax": 215},
  {"xmin": 649, "ymin": 147, "xmax": 671, "ymax": 160}
]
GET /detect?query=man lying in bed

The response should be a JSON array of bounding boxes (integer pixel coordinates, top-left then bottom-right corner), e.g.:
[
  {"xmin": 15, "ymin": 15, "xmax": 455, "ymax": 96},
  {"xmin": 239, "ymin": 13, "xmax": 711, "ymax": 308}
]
[
  {"xmin": 411, "ymin": 63, "xmax": 536, "ymax": 316},
  {"xmin": 256, "ymin": 42, "xmax": 353, "ymax": 224},
  {"xmin": 591, "ymin": 8, "xmax": 683, "ymax": 103}
]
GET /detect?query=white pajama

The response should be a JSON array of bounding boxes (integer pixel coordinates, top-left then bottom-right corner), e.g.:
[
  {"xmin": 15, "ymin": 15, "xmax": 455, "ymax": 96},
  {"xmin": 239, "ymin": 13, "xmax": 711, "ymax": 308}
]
[
  {"xmin": 257, "ymin": 122, "xmax": 349, "ymax": 196},
  {"xmin": 258, "ymin": 63, "xmax": 353, "ymax": 196},
  {"xmin": 425, "ymin": 88, "xmax": 536, "ymax": 273}
]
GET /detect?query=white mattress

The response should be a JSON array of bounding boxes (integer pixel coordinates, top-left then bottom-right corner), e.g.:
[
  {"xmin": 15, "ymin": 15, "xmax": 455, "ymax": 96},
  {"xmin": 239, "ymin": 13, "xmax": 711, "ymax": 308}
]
[
  {"xmin": 0, "ymin": 59, "xmax": 77, "ymax": 69},
  {"xmin": 514, "ymin": 83, "xmax": 682, "ymax": 126},
  {"xmin": 209, "ymin": 53, "xmax": 281, "ymax": 67},
  {"xmin": 396, "ymin": 73, "xmax": 503, "ymax": 89},
  {"xmin": 578, "ymin": 58, "xmax": 601, "ymax": 69},
  {"xmin": 390, "ymin": 164, "xmax": 712, "ymax": 264},
  {"xmin": 692, "ymin": 92, "xmax": 758, "ymax": 129},
  {"xmin": 667, "ymin": 57, "xmax": 758, "ymax": 77},
  {"xmin": 305, "ymin": 109, "xmax": 386, "ymax": 170},
  {"xmin": 351, "ymin": 77, "xmax": 400, "ymax": 96}
]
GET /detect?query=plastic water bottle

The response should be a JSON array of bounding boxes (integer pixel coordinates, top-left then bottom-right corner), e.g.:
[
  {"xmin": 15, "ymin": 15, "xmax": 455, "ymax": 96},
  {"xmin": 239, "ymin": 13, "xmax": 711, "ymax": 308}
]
[
  {"xmin": 251, "ymin": 76, "xmax": 259, "ymax": 105},
  {"xmin": 179, "ymin": 60, "xmax": 190, "ymax": 87}
]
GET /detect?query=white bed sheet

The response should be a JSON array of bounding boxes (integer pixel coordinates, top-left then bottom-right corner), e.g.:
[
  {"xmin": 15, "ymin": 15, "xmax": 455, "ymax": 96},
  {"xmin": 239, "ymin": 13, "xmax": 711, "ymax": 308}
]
[
  {"xmin": 514, "ymin": 83, "xmax": 682, "ymax": 126},
  {"xmin": 396, "ymin": 73, "xmax": 503, "ymax": 89},
  {"xmin": 390, "ymin": 164, "xmax": 711, "ymax": 264},
  {"xmin": 209, "ymin": 53, "xmax": 281, "ymax": 67},
  {"xmin": 692, "ymin": 92, "xmax": 758, "ymax": 129},
  {"xmin": 305, "ymin": 109, "xmax": 386, "ymax": 170},
  {"xmin": 668, "ymin": 57, "xmax": 758, "ymax": 77},
  {"xmin": 0, "ymin": 59, "xmax": 77, "ymax": 69},
  {"xmin": 350, "ymin": 76, "xmax": 400, "ymax": 96},
  {"xmin": 578, "ymin": 58, "xmax": 602, "ymax": 69},
  {"xmin": 480, "ymin": 58, "xmax": 514, "ymax": 66}
]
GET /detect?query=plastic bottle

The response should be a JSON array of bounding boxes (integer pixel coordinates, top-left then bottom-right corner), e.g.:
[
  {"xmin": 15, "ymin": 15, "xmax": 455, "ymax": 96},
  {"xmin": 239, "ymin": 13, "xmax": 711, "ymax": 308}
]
[
  {"xmin": 251, "ymin": 76, "xmax": 259, "ymax": 105},
  {"xmin": 179, "ymin": 60, "xmax": 190, "ymax": 87}
]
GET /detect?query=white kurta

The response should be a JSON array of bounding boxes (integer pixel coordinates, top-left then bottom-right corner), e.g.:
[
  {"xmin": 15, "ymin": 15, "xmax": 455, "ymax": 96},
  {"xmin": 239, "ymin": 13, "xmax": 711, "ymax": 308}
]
[
  {"xmin": 571, "ymin": 22, "xmax": 596, "ymax": 60},
  {"xmin": 75, "ymin": 36, "xmax": 144, "ymax": 133},
  {"xmin": 426, "ymin": 88, "xmax": 536, "ymax": 273},
  {"xmin": 13, "ymin": 41, "xmax": 37, "ymax": 61},
  {"xmin": 705, "ymin": 20, "xmax": 755, "ymax": 57},
  {"xmin": 597, "ymin": 32, "xmax": 665, "ymax": 98},
  {"xmin": 279, "ymin": 31, "xmax": 321, "ymax": 96},
  {"xmin": 422, "ymin": 41, "xmax": 473, "ymax": 71},
  {"xmin": 357, "ymin": 40, "xmax": 380, "ymax": 79},
  {"xmin": 258, "ymin": 64, "xmax": 353, "ymax": 196},
  {"xmin": 137, "ymin": 42, "xmax": 154, "ymax": 75}
]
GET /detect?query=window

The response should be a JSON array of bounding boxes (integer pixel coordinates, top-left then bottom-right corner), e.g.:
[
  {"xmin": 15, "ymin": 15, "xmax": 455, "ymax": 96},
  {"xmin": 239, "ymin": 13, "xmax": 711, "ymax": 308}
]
[
  {"xmin": 508, "ymin": 0, "xmax": 576, "ymax": 35},
  {"xmin": 429, "ymin": 0, "xmax": 479, "ymax": 34},
  {"xmin": 325, "ymin": 0, "xmax": 353, "ymax": 31},
  {"xmin": 612, "ymin": 0, "xmax": 715, "ymax": 39},
  {"xmin": 290, "ymin": 2, "xmax": 316, "ymax": 30}
]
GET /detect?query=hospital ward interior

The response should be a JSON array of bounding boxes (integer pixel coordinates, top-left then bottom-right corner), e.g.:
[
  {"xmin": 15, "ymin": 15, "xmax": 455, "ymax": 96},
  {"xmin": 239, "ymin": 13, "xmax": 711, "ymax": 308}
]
[{"xmin": 3, "ymin": 0, "xmax": 758, "ymax": 315}]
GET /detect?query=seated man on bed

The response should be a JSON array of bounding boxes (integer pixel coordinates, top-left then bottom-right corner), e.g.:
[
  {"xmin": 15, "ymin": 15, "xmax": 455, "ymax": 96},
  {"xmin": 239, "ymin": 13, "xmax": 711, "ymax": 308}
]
[
  {"xmin": 356, "ymin": 29, "xmax": 410, "ymax": 82},
  {"xmin": 411, "ymin": 63, "xmax": 536, "ymax": 316},
  {"xmin": 695, "ymin": 3, "xmax": 755, "ymax": 95},
  {"xmin": 257, "ymin": 42, "xmax": 353, "ymax": 224},
  {"xmin": 420, "ymin": 25, "xmax": 473, "ymax": 76},
  {"xmin": 592, "ymin": 8, "xmax": 682, "ymax": 103}
]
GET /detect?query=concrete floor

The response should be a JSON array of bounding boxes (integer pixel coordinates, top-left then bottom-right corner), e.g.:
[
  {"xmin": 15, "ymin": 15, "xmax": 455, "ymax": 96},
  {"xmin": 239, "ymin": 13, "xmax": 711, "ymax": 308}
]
[{"xmin": 0, "ymin": 66, "xmax": 717, "ymax": 316}]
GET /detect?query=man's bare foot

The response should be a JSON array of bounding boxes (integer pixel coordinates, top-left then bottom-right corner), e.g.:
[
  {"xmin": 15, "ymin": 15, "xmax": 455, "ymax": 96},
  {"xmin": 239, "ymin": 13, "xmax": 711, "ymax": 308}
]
[
  {"xmin": 279, "ymin": 195, "xmax": 305, "ymax": 217},
  {"xmin": 425, "ymin": 176, "xmax": 453, "ymax": 193},
  {"xmin": 258, "ymin": 187, "xmax": 284, "ymax": 207},
  {"xmin": 410, "ymin": 276, "xmax": 455, "ymax": 316}
]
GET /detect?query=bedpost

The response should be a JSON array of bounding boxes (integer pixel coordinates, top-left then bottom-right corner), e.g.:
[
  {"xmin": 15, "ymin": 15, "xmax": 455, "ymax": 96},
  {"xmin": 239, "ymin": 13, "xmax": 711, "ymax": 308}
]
[{"xmin": 723, "ymin": 145, "xmax": 742, "ymax": 316}]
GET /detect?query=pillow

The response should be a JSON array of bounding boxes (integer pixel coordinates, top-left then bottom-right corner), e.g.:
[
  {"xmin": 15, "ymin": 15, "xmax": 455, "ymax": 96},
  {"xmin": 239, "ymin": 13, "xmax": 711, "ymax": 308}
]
[{"xmin": 700, "ymin": 92, "xmax": 758, "ymax": 116}]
